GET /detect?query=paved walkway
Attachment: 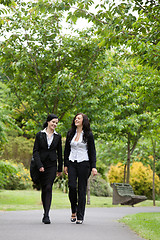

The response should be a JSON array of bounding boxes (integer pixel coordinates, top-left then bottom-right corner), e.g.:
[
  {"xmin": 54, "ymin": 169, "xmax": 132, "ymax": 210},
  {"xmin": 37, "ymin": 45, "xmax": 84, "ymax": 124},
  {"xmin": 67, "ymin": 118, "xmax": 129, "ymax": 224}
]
[{"xmin": 0, "ymin": 207, "xmax": 160, "ymax": 240}]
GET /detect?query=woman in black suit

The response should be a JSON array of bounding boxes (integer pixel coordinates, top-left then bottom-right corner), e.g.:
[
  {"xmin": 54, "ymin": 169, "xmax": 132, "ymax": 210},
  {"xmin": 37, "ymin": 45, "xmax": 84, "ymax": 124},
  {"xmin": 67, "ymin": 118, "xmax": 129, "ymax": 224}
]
[
  {"xmin": 33, "ymin": 114, "xmax": 62, "ymax": 224},
  {"xmin": 64, "ymin": 113, "xmax": 97, "ymax": 224}
]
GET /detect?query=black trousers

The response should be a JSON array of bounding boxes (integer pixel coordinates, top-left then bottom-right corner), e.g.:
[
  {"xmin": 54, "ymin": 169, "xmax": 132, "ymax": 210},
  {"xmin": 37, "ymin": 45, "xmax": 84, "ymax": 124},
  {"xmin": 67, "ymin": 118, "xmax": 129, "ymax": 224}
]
[{"xmin": 68, "ymin": 161, "xmax": 90, "ymax": 221}]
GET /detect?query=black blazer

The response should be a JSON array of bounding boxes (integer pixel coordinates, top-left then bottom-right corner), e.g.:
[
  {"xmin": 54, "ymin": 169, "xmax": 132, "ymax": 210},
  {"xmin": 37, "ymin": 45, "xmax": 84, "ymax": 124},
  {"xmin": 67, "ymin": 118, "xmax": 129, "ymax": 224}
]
[
  {"xmin": 33, "ymin": 131, "xmax": 63, "ymax": 172},
  {"xmin": 64, "ymin": 131, "xmax": 96, "ymax": 169}
]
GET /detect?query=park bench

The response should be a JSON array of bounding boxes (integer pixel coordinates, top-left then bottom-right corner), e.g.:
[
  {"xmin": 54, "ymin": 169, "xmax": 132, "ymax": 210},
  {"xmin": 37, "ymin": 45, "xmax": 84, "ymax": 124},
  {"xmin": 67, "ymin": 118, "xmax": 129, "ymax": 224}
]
[{"xmin": 111, "ymin": 183, "xmax": 147, "ymax": 206}]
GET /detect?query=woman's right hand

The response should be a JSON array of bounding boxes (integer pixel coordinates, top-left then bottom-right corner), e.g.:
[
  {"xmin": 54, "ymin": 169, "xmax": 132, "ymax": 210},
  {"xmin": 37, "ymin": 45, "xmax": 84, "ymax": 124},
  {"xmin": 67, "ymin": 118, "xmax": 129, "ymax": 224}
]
[
  {"xmin": 64, "ymin": 167, "xmax": 68, "ymax": 175},
  {"xmin": 39, "ymin": 167, "xmax": 45, "ymax": 172}
]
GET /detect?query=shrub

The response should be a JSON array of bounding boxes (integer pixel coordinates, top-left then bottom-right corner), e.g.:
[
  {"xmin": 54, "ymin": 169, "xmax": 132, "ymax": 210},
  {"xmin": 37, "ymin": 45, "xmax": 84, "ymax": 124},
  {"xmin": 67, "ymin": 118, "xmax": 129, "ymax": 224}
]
[
  {"xmin": 0, "ymin": 160, "xmax": 32, "ymax": 190},
  {"xmin": 90, "ymin": 173, "xmax": 112, "ymax": 197},
  {"xmin": 54, "ymin": 172, "xmax": 112, "ymax": 197},
  {"xmin": 0, "ymin": 136, "xmax": 34, "ymax": 169},
  {"xmin": 108, "ymin": 162, "xmax": 160, "ymax": 199}
]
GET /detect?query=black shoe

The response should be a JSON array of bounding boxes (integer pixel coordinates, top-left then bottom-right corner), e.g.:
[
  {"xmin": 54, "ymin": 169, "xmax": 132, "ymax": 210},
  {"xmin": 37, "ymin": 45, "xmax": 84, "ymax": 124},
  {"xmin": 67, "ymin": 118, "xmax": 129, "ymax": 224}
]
[
  {"xmin": 71, "ymin": 217, "xmax": 76, "ymax": 222},
  {"xmin": 76, "ymin": 220, "xmax": 83, "ymax": 224},
  {"xmin": 42, "ymin": 216, "xmax": 51, "ymax": 224},
  {"xmin": 71, "ymin": 214, "xmax": 76, "ymax": 222}
]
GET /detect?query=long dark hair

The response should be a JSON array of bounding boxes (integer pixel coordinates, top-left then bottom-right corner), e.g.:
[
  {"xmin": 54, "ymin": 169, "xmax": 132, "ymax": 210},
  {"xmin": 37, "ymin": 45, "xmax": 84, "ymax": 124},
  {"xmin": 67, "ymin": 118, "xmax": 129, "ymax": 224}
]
[
  {"xmin": 68, "ymin": 113, "xmax": 91, "ymax": 142},
  {"xmin": 43, "ymin": 114, "xmax": 58, "ymax": 129}
]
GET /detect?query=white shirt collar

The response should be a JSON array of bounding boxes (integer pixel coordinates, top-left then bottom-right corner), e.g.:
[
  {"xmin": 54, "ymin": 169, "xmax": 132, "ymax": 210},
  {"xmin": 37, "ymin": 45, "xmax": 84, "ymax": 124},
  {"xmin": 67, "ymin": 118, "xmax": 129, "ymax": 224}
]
[{"xmin": 41, "ymin": 128, "xmax": 58, "ymax": 135}]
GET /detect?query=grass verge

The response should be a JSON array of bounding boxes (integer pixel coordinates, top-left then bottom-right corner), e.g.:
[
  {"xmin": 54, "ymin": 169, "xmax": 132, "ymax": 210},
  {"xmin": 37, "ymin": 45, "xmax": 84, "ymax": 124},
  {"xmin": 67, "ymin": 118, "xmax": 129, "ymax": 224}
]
[{"xmin": 120, "ymin": 212, "xmax": 160, "ymax": 240}]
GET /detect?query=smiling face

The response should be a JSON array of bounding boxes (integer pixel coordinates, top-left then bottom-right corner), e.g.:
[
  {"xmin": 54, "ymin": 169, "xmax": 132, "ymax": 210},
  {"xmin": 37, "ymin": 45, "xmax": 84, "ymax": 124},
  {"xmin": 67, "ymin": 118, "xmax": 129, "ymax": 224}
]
[
  {"xmin": 47, "ymin": 118, "xmax": 58, "ymax": 131},
  {"xmin": 74, "ymin": 114, "xmax": 83, "ymax": 128}
]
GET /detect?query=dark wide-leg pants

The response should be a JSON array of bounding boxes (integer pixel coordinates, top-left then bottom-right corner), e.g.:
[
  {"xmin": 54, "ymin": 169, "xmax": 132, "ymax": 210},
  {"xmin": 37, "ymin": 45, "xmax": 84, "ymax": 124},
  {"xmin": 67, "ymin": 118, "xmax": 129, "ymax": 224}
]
[{"xmin": 68, "ymin": 161, "xmax": 90, "ymax": 221}]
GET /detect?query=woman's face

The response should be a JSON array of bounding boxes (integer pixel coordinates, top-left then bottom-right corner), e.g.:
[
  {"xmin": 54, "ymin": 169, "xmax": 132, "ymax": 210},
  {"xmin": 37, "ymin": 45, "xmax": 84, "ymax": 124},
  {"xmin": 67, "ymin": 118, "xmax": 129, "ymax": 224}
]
[
  {"xmin": 47, "ymin": 118, "xmax": 58, "ymax": 131},
  {"xmin": 75, "ymin": 114, "xmax": 83, "ymax": 127}
]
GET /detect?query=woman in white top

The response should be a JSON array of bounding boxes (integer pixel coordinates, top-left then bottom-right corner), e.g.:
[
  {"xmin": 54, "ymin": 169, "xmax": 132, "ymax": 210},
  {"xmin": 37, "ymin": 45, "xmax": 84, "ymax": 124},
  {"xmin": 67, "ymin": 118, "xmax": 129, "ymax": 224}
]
[{"xmin": 64, "ymin": 113, "xmax": 97, "ymax": 224}]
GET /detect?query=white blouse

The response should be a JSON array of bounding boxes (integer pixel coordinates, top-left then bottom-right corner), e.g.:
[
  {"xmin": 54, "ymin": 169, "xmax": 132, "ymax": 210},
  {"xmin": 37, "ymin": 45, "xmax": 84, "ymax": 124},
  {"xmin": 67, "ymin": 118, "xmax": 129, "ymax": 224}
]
[{"xmin": 69, "ymin": 131, "xmax": 89, "ymax": 163}]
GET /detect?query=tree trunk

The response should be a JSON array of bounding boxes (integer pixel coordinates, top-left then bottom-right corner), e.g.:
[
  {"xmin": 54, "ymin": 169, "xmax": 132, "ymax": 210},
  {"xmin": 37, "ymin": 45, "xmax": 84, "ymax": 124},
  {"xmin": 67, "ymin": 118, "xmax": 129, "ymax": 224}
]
[
  {"xmin": 126, "ymin": 135, "xmax": 131, "ymax": 183},
  {"xmin": 153, "ymin": 157, "xmax": 156, "ymax": 206},
  {"xmin": 123, "ymin": 164, "xmax": 127, "ymax": 183},
  {"xmin": 151, "ymin": 136, "xmax": 156, "ymax": 206},
  {"xmin": 87, "ymin": 178, "xmax": 91, "ymax": 205}
]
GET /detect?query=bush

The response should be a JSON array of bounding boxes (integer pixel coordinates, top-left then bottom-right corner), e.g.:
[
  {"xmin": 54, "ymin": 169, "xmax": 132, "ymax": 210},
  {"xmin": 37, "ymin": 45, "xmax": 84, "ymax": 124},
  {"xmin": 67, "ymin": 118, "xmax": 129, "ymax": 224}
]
[
  {"xmin": 0, "ymin": 136, "xmax": 34, "ymax": 169},
  {"xmin": 53, "ymin": 172, "xmax": 112, "ymax": 197},
  {"xmin": 0, "ymin": 160, "xmax": 32, "ymax": 190},
  {"xmin": 108, "ymin": 162, "xmax": 160, "ymax": 199},
  {"xmin": 90, "ymin": 173, "xmax": 112, "ymax": 197}
]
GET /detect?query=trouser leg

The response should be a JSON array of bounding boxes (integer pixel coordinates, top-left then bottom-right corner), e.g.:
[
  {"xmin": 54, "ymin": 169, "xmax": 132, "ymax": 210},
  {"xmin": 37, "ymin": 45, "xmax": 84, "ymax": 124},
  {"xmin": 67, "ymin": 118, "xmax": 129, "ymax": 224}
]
[
  {"xmin": 77, "ymin": 161, "xmax": 90, "ymax": 221},
  {"xmin": 68, "ymin": 162, "xmax": 77, "ymax": 214}
]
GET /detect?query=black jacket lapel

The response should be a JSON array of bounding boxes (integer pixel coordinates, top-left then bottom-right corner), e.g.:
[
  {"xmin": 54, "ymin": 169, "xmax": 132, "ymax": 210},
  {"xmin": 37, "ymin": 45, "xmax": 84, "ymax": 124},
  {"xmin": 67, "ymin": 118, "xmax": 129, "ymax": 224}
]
[
  {"xmin": 50, "ymin": 133, "xmax": 59, "ymax": 148},
  {"xmin": 41, "ymin": 132, "xmax": 48, "ymax": 148}
]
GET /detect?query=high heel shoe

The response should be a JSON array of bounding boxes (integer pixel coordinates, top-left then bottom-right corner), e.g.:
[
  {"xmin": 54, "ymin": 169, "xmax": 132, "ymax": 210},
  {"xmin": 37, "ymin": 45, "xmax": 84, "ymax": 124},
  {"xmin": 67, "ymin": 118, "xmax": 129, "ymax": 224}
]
[
  {"xmin": 76, "ymin": 220, "xmax": 83, "ymax": 224},
  {"xmin": 71, "ymin": 214, "xmax": 76, "ymax": 222}
]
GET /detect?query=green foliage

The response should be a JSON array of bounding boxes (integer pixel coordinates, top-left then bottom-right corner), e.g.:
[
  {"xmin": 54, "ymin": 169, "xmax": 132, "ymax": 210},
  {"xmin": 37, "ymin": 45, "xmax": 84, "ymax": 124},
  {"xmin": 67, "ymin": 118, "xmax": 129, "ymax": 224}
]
[
  {"xmin": 65, "ymin": 0, "xmax": 160, "ymax": 69},
  {"xmin": 0, "ymin": 160, "xmax": 32, "ymax": 190},
  {"xmin": 90, "ymin": 174, "xmax": 112, "ymax": 197},
  {"xmin": 108, "ymin": 162, "xmax": 160, "ymax": 199},
  {"xmin": 96, "ymin": 139, "xmax": 127, "ymax": 168},
  {"xmin": 0, "ymin": 82, "xmax": 21, "ymax": 150},
  {"xmin": 95, "ymin": 59, "xmax": 160, "ymax": 141},
  {"xmin": 91, "ymin": 55, "xmax": 160, "ymax": 182},
  {"xmin": 0, "ymin": 0, "xmax": 106, "ymax": 135},
  {"xmin": 0, "ymin": 0, "xmax": 13, "ymax": 5},
  {"xmin": 0, "ymin": 136, "xmax": 34, "ymax": 169}
]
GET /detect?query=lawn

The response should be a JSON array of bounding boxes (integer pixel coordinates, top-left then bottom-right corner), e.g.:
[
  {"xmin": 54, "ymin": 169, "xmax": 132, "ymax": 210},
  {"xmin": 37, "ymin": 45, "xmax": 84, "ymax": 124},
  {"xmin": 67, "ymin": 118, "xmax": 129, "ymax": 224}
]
[
  {"xmin": 0, "ymin": 189, "xmax": 114, "ymax": 211},
  {"xmin": 120, "ymin": 212, "xmax": 160, "ymax": 240},
  {"xmin": 0, "ymin": 189, "xmax": 160, "ymax": 211}
]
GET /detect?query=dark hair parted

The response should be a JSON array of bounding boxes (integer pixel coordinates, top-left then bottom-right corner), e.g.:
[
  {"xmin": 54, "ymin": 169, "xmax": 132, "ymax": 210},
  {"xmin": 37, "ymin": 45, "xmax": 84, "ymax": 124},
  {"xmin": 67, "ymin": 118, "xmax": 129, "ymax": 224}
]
[
  {"xmin": 43, "ymin": 114, "xmax": 58, "ymax": 129},
  {"xmin": 68, "ymin": 113, "xmax": 92, "ymax": 142}
]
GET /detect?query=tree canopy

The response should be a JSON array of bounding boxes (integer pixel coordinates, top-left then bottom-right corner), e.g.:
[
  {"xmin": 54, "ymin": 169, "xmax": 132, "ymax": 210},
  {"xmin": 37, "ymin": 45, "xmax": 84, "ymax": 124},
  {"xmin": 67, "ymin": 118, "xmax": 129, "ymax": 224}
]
[
  {"xmin": 64, "ymin": 0, "xmax": 160, "ymax": 69},
  {"xmin": 0, "ymin": 0, "xmax": 160, "ymax": 186},
  {"xmin": 0, "ymin": 0, "xmax": 106, "ymax": 133}
]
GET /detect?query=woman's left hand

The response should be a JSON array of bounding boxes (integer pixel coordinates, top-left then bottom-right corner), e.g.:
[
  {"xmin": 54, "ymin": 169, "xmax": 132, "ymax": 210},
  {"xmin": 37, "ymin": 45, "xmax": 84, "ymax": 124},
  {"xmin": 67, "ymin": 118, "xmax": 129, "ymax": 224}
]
[
  {"xmin": 57, "ymin": 172, "xmax": 62, "ymax": 177},
  {"xmin": 92, "ymin": 168, "xmax": 97, "ymax": 176}
]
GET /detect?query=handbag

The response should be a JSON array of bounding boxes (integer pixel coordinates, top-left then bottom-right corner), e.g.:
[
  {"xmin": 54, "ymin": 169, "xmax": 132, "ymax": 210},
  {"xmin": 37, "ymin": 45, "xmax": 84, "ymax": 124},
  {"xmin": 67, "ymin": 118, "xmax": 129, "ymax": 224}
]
[{"xmin": 30, "ymin": 156, "xmax": 40, "ymax": 185}]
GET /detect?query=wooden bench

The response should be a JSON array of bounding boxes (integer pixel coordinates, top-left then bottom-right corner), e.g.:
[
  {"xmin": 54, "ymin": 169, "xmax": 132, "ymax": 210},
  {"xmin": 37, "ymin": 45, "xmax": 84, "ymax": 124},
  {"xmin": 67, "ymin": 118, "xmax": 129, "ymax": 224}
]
[{"xmin": 111, "ymin": 183, "xmax": 147, "ymax": 206}]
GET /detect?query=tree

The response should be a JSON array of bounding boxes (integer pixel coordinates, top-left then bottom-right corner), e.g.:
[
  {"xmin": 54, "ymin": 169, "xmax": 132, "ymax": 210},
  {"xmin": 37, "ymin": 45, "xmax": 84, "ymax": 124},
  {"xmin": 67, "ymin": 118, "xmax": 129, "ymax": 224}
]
[
  {"xmin": 92, "ymin": 54, "xmax": 160, "ymax": 183},
  {"xmin": 145, "ymin": 118, "xmax": 160, "ymax": 206},
  {"xmin": 0, "ymin": 0, "xmax": 106, "ymax": 135}
]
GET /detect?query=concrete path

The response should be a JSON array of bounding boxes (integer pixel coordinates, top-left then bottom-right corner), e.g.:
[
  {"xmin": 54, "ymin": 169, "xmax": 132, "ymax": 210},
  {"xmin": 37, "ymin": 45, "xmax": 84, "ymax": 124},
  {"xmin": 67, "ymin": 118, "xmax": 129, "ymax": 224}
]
[{"xmin": 0, "ymin": 207, "xmax": 160, "ymax": 240}]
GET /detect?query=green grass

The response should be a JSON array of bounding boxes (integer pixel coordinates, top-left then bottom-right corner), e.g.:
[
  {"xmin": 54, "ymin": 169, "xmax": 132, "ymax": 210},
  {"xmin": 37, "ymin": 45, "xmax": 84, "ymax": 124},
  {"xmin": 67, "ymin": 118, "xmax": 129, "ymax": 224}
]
[
  {"xmin": 0, "ymin": 189, "xmax": 160, "ymax": 211},
  {"xmin": 120, "ymin": 212, "xmax": 160, "ymax": 240},
  {"xmin": 0, "ymin": 189, "xmax": 114, "ymax": 211}
]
